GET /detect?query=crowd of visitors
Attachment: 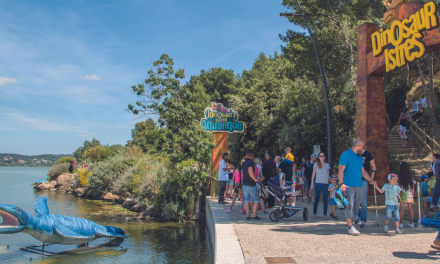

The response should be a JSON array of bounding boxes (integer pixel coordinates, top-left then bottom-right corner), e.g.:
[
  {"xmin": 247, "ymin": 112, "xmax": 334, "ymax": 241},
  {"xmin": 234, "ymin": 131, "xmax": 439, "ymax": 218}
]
[{"xmin": 218, "ymin": 135, "xmax": 440, "ymax": 242}]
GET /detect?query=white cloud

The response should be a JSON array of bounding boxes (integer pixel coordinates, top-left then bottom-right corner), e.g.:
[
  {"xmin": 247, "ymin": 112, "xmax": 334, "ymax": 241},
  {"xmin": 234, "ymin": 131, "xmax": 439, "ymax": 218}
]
[
  {"xmin": 0, "ymin": 76, "xmax": 17, "ymax": 86},
  {"xmin": 81, "ymin": 73, "xmax": 101, "ymax": 81},
  {"xmin": 3, "ymin": 112, "xmax": 90, "ymax": 135}
]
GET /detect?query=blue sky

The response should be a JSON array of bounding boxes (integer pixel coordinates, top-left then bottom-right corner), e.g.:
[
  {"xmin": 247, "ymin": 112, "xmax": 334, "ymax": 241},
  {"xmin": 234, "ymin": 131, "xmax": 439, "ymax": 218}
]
[{"xmin": 0, "ymin": 0, "xmax": 300, "ymax": 155}]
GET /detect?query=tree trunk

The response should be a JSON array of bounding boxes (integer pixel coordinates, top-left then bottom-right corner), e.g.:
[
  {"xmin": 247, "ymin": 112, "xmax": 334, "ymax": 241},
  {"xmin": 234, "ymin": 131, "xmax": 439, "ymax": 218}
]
[
  {"xmin": 416, "ymin": 58, "xmax": 436, "ymax": 137},
  {"xmin": 401, "ymin": 62, "xmax": 409, "ymax": 85}
]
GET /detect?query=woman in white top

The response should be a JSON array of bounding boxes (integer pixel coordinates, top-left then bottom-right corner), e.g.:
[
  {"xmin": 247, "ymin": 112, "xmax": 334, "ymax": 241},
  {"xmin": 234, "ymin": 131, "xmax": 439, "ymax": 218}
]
[{"xmin": 310, "ymin": 151, "xmax": 332, "ymax": 220}]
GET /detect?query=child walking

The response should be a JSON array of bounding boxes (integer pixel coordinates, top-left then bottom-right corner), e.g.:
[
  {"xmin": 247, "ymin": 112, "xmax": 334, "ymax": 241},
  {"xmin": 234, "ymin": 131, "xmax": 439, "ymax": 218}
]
[
  {"xmin": 328, "ymin": 174, "xmax": 339, "ymax": 220},
  {"xmin": 224, "ymin": 164, "xmax": 244, "ymax": 213},
  {"xmin": 375, "ymin": 174, "xmax": 403, "ymax": 234},
  {"xmin": 397, "ymin": 162, "xmax": 416, "ymax": 228}
]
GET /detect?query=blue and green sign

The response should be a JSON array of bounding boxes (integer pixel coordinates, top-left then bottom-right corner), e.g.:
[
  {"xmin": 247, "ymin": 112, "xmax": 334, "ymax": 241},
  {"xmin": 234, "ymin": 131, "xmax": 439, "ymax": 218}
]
[{"xmin": 200, "ymin": 103, "xmax": 244, "ymax": 133}]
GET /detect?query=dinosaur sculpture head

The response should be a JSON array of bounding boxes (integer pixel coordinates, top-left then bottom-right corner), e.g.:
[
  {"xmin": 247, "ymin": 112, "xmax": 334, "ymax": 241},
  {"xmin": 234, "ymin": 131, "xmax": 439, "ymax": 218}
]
[{"xmin": 0, "ymin": 204, "xmax": 27, "ymax": 233}]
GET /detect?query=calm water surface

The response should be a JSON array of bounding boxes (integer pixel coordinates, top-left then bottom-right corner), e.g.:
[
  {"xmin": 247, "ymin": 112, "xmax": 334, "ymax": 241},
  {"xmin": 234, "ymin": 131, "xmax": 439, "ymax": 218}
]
[{"xmin": 0, "ymin": 167, "xmax": 213, "ymax": 263}]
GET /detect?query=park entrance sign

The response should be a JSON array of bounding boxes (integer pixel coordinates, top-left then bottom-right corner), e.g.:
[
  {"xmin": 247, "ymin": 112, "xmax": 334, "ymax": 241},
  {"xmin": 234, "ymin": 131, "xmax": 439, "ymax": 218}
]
[
  {"xmin": 356, "ymin": 1, "xmax": 440, "ymax": 194},
  {"xmin": 200, "ymin": 103, "xmax": 244, "ymax": 133},
  {"xmin": 201, "ymin": 103, "xmax": 244, "ymax": 196}
]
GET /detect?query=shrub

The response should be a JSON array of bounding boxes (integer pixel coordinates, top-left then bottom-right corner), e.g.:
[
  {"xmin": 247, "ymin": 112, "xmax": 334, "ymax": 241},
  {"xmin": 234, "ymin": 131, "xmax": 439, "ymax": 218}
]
[
  {"xmin": 54, "ymin": 156, "xmax": 75, "ymax": 166},
  {"xmin": 77, "ymin": 168, "xmax": 92, "ymax": 187},
  {"xmin": 47, "ymin": 163, "xmax": 70, "ymax": 180},
  {"xmin": 85, "ymin": 154, "xmax": 136, "ymax": 199},
  {"xmin": 163, "ymin": 198, "xmax": 186, "ymax": 222}
]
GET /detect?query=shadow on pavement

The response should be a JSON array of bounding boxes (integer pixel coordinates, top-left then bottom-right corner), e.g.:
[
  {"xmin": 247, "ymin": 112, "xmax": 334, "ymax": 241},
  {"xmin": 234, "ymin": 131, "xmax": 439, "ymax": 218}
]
[
  {"xmin": 268, "ymin": 223, "xmax": 439, "ymax": 236},
  {"xmin": 393, "ymin": 251, "xmax": 440, "ymax": 260}
]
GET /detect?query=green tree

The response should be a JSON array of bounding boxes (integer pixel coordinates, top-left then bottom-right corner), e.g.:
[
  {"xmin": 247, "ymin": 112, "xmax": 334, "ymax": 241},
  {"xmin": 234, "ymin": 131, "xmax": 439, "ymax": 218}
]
[
  {"xmin": 130, "ymin": 118, "xmax": 161, "ymax": 153},
  {"xmin": 73, "ymin": 138, "xmax": 101, "ymax": 162},
  {"xmin": 127, "ymin": 54, "xmax": 215, "ymax": 165}
]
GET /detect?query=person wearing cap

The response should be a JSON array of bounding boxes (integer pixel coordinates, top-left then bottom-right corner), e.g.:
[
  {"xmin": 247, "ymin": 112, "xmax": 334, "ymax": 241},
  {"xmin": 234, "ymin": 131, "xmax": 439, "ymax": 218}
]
[
  {"xmin": 328, "ymin": 174, "xmax": 339, "ymax": 220},
  {"xmin": 302, "ymin": 154, "xmax": 317, "ymax": 204},
  {"xmin": 374, "ymin": 174, "xmax": 402, "ymax": 234},
  {"xmin": 339, "ymin": 139, "xmax": 377, "ymax": 236}
]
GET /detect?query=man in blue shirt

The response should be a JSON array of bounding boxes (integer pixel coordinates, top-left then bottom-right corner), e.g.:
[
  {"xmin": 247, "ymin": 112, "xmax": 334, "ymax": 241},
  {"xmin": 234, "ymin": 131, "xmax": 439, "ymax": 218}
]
[{"xmin": 339, "ymin": 139, "xmax": 377, "ymax": 236}]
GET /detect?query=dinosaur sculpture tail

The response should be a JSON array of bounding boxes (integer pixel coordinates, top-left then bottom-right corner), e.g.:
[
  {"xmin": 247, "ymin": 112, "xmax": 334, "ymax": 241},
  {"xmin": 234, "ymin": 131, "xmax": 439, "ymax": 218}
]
[{"xmin": 104, "ymin": 226, "xmax": 126, "ymax": 237}]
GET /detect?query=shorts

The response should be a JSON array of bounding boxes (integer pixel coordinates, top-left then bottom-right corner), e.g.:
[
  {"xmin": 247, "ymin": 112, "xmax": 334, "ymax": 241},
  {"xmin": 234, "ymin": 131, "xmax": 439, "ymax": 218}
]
[
  {"xmin": 330, "ymin": 198, "xmax": 336, "ymax": 205},
  {"xmin": 427, "ymin": 197, "xmax": 440, "ymax": 204},
  {"xmin": 285, "ymin": 181, "xmax": 293, "ymax": 192},
  {"xmin": 304, "ymin": 180, "xmax": 310, "ymax": 190},
  {"xmin": 234, "ymin": 186, "xmax": 243, "ymax": 195},
  {"xmin": 399, "ymin": 190, "xmax": 414, "ymax": 203},
  {"xmin": 228, "ymin": 179, "xmax": 234, "ymax": 185},
  {"xmin": 242, "ymin": 185, "xmax": 259, "ymax": 203},
  {"xmin": 385, "ymin": 205, "xmax": 400, "ymax": 222}
]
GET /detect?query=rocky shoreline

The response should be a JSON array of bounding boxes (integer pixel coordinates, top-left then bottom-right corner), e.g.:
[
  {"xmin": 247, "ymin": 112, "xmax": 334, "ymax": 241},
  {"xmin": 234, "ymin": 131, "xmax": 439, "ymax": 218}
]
[{"xmin": 33, "ymin": 173, "xmax": 156, "ymax": 221}]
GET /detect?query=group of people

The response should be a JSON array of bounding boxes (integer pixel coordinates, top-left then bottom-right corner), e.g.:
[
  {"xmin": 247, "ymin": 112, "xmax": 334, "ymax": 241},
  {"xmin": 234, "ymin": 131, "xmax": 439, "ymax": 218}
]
[
  {"xmin": 397, "ymin": 95, "xmax": 428, "ymax": 147},
  {"xmin": 217, "ymin": 138, "xmax": 440, "ymax": 249}
]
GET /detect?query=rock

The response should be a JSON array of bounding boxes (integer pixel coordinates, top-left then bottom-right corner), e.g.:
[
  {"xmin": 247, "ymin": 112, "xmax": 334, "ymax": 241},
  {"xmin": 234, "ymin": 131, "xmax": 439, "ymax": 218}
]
[
  {"xmin": 50, "ymin": 181, "xmax": 57, "ymax": 186},
  {"xmin": 130, "ymin": 203, "xmax": 147, "ymax": 213},
  {"xmin": 34, "ymin": 183, "xmax": 55, "ymax": 191},
  {"xmin": 125, "ymin": 217, "xmax": 133, "ymax": 222},
  {"xmin": 120, "ymin": 192, "xmax": 131, "ymax": 199},
  {"xmin": 50, "ymin": 188, "xmax": 57, "ymax": 191},
  {"xmin": 135, "ymin": 206, "xmax": 152, "ymax": 219},
  {"xmin": 74, "ymin": 188, "xmax": 85, "ymax": 197},
  {"xmin": 103, "ymin": 193, "xmax": 119, "ymax": 202},
  {"xmin": 56, "ymin": 173, "xmax": 76, "ymax": 190},
  {"xmin": 64, "ymin": 187, "xmax": 72, "ymax": 192},
  {"xmin": 122, "ymin": 198, "xmax": 139, "ymax": 209}
]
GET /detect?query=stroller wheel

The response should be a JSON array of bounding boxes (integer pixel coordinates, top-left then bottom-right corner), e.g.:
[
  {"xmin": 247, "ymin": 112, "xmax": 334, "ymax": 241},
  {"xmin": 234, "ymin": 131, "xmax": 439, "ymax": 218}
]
[
  {"xmin": 269, "ymin": 210, "xmax": 281, "ymax": 222},
  {"xmin": 303, "ymin": 210, "xmax": 308, "ymax": 221},
  {"xmin": 276, "ymin": 209, "xmax": 284, "ymax": 219}
]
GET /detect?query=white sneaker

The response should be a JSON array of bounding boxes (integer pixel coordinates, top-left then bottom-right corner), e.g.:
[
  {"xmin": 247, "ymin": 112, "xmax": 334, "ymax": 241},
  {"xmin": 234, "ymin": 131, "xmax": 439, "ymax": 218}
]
[
  {"xmin": 395, "ymin": 229, "xmax": 402, "ymax": 234},
  {"xmin": 399, "ymin": 223, "xmax": 403, "ymax": 228},
  {"xmin": 408, "ymin": 223, "xmax": 414, "ymax": 228},
  {"xmin": 348, "ymin": 225, "xmax": 360, "ymax": 236},
  {"xmin": 354, "ymin": 216, "xmax": 361, "ymax": 225},
  {"xmin": 384, "ymin": 225, "xmax": 389, "ymax": 233}
]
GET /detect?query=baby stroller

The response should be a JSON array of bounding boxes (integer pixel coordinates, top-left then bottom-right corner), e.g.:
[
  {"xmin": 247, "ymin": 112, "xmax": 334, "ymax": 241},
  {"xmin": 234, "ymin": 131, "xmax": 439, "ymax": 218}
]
[{"xmin": 257, "ymin": 178, "xmax": 308, "ymax": 222}]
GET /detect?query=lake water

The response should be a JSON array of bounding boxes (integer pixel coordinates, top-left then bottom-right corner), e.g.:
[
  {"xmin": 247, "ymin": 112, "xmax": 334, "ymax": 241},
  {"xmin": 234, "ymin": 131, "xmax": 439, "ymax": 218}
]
[{"xmin": 0, "ymin": 167, "xmax": 213, "ymax": 263}]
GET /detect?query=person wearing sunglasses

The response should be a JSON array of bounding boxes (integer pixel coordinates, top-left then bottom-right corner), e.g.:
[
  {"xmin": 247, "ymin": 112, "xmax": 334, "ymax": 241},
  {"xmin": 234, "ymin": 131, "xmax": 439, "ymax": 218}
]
[{"xmin": 310, "ymin": 152, "xmax": 331, "ymax": 219}]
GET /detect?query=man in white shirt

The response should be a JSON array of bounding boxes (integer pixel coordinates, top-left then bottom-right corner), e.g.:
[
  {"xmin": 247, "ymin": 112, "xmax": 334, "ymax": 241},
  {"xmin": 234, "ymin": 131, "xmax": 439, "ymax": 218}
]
[
  {"xmin": 421, "ymin": 95, "xmax": 427, "ymax": 114},
  {"xmin": 218, "ymin": 153, "xmax": 233, "ymax": 204},
  {"xmin": 411, "ymin": 98, "xmax": 421, "ymax": 121}
]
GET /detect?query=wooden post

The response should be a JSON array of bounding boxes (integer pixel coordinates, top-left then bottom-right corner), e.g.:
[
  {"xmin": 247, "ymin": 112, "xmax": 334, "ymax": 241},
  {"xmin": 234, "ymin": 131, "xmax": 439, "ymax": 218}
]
[
  {"xmin": 356, "ymin": 23, "xmax": 390, "ymax": 194},
  {"xmin": 210, "ymin": 132, "xmax": 228, "ymax": 196}
]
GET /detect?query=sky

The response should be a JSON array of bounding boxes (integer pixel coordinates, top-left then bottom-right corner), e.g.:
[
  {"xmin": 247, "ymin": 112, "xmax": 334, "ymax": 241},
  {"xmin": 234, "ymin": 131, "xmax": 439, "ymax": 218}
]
[{"xmin": 0, "ymin": 0, "xmax": 301, "ymax": 155}]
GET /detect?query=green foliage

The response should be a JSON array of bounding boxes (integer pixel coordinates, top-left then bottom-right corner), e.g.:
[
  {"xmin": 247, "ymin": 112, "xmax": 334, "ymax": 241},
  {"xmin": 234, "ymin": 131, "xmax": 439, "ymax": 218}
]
[
  {"xmin": 73, "ymin": 138, "xmax": 101, "ymax": 162},
  {"xmin": 47, "ymin": 163, "xmax": 70, "ymax": 181},
  {"xmin": 83, "ymin": 145, "xmax": 114, "ymax": 163},
  {"xmin": 86, "ymin": 155, "xmax": 136, "ymax": 199},
  {"xmin": 54, "ymin": 156, "xmax": 76, "ymax": 165},
  {"xmin": 127, "ymin": 54, "xmax": 215, "ymax": 164},
  {"xmin": 129, "ymin": 118, "xmax": 161, "ymax": 153}
]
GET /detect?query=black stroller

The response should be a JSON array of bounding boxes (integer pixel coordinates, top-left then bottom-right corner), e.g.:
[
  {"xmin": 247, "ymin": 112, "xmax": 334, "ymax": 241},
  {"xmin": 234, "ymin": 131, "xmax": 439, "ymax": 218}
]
[{"xmin": 257, "ymin": 181, "xmax": 308, "ymax": 222}]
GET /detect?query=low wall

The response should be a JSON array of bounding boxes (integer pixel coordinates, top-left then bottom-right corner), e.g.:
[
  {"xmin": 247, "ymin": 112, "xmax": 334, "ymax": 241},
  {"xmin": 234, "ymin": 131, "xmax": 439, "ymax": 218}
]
[{"xmin": 205, "ymin": 196, "xmax": 245, "ymax": 264}]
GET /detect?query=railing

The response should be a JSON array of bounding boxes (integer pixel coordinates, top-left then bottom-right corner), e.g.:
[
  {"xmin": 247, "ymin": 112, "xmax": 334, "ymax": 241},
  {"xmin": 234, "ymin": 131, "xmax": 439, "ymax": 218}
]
[{"xmin": 408, "ymin": 110, "xmax": 440, "ymax": 154}]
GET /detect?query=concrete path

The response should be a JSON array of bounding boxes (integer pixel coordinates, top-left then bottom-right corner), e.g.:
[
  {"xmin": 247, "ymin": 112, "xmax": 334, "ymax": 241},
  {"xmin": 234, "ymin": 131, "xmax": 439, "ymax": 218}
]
[{"xmin": 210, "ymin": 197, "xmax": 440, "ymax": 263}]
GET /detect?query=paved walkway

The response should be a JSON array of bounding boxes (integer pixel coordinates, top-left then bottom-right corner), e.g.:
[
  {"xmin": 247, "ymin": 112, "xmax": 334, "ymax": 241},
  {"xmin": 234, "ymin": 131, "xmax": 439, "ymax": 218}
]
[{"xmin": 209, "ymin": 197, "xmax": 440, "ymax": 263}]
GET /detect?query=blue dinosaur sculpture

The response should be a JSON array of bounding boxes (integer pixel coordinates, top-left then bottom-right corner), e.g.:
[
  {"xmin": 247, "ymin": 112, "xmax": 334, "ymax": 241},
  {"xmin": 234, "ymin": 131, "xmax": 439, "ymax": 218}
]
[{"xmin": 0, "ymin": 197, "xmax": 126, "ymax": 245}]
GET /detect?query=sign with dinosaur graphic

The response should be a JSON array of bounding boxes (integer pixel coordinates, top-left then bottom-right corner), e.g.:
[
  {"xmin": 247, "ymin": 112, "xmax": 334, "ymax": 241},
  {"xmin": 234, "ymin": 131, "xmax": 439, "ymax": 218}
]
[
  {"xmin": 372, "ymin": 2, "xmax": 438, "ymax": 72},
  {"xmin": 356, "ymin": 0, "xmax": 440, "ymax": 194},
  {"xmin": 200, "ymin": 103, "xmax": 244, "ymax": 133}
]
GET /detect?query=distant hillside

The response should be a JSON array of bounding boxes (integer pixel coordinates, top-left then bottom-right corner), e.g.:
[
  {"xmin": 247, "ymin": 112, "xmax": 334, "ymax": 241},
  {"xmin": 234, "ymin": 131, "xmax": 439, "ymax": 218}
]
[{"xmin": 0, "ymin": 153, "xmax": 71, "ymax": 167}]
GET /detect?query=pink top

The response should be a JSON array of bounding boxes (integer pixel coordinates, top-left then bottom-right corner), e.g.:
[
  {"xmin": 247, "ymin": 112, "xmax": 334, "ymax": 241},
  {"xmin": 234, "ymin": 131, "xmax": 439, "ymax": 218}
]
[{"xmin": 233, "ymin": 171, "xmax": 243, "ymax": 184}]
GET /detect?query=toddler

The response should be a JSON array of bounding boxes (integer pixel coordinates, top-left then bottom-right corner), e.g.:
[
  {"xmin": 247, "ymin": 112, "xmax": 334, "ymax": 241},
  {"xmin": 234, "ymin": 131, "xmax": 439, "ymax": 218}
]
[
  {"xmin": 328, "ymin": 174, "xmax": 339, "ymax": 220},
  {"xmin": 375, "ymin": 174, "xmax": 402, "ymax": 234}
]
